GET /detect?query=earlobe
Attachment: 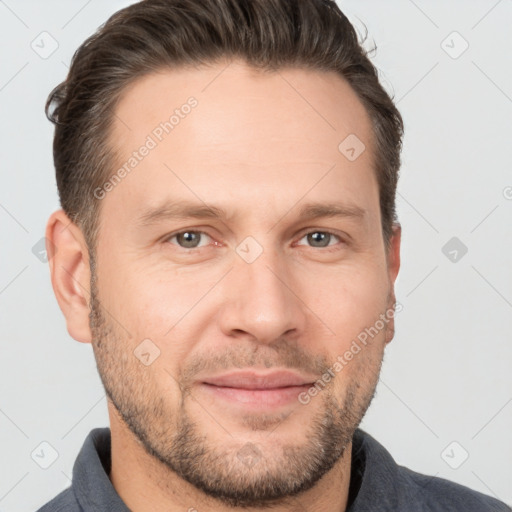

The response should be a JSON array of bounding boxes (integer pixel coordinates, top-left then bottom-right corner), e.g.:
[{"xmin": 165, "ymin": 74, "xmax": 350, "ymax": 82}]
[{"xmin": 46, "ymin": 209, "xmax": 92, "ymax": 344}]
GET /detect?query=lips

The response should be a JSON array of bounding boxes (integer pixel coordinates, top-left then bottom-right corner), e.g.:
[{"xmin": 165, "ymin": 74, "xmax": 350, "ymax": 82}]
[
  {"xmin": 197, "ymin": 370, "xmax": 317, "ymax": 409},
  {"xmin": 201, "ymin": 370, "xmax": 316, "ymax": 390}
]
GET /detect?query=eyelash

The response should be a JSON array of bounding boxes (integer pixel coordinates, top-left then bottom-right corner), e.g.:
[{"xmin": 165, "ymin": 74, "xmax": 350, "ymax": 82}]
[{"xmin": 164, "ymin": 229, "xmax": 346, "ymax": 252}]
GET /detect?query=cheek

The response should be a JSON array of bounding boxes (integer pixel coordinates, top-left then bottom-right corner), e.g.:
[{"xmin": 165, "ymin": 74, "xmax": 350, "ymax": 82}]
[
  {"xmin": 329, "ymin": 342, "xmax": 384, "ymax": 408},
  {"xmin": 104, "ymin": 266, "xmax": 214, "ymax": 363},
  {"xmin": 97, "ymin": 253, "xmax": 191, "ymax": 330},
  {"xmin": 305, "ymin": 260, "xmax": 390, "ymax": 343}
]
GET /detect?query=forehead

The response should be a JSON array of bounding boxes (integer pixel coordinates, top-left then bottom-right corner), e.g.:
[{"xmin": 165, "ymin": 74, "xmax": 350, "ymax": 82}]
[
  {"xmin": 103, "ymin": 60, "xmax": 378, "ymax": 227},
  {"xmin": 111, "ymin": 59, "xmax": 373, "ymax": 150}
]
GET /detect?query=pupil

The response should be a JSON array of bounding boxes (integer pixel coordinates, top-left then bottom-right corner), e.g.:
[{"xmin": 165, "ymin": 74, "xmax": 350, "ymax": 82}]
[
  {"xmin": 308, "ymin": 232, "xmax": 329, "ymax": 247},
  {"xmin": 179, "ymin": 231, "xmax": 199, "ymax": 248}
]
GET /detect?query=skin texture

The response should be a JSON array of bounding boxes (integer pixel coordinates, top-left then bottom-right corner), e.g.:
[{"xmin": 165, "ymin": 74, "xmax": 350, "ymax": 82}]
[{"xmin": 47, "ymin": 59, "xmax": 401, "ymax": 512}]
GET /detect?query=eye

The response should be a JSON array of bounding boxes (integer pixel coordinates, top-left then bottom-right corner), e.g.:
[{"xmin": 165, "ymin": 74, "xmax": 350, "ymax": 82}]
[
  {"xmin": 296, "ymin": 230, "xmax": 344, "ymax": 249},
  {"xmin": 165, "ymin": 230, "xmax": 213, "ymax": 249},
  {"xmin": 163, "ymin": 229, "xmax": 345, "ymax": 252}
]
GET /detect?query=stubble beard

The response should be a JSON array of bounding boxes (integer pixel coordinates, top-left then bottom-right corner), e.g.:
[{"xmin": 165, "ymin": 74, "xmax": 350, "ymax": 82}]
[{"xmin": 88, "ymin": 268, "xmax": 382, "ymax": 508}]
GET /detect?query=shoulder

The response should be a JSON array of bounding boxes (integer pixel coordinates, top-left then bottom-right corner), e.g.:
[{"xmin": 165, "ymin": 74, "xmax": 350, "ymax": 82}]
[
  {"xmin": 351, "ymin": 429, "xmax": 511, "ymax": 512},
  {"xmin": 35, "ymin": 487, "xmax": 80, "ymax": 512},
  {"xmin": 395, "ymin": 460, "xmax": 510, "ymax": 511}
]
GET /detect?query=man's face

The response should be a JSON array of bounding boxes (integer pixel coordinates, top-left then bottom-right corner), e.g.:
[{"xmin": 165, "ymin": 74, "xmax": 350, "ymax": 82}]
[{"xmin": 89, "ymin": 60, "xmax": 400, "ymax": 507}]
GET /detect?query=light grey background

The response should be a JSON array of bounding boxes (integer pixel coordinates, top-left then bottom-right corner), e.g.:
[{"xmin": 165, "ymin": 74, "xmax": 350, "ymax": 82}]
[{"xmin": 1, "ymin": 1, "xmax": 511, "ymax": 510}]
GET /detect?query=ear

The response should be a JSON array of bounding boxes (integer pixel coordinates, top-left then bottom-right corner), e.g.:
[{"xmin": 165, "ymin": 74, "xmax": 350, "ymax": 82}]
[
  {"xmin": 384, "ymin": 222, "xmax": 401, "ymax": 345},
  {"xmin": 46, "ymin": 209, "xmax": 92, "ymax": 344}
]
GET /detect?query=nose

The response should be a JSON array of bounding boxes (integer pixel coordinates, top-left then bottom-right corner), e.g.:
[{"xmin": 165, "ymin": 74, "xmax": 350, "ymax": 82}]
[{"xmin": 217, "ymin": 244, "xmax": 307, "ymax": 345}]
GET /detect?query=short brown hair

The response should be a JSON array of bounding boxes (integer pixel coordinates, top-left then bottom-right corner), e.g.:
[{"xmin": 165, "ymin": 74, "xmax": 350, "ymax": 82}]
[{"xmin": 46, "ymin": 0, "xmax": 403, "ymax": 256}]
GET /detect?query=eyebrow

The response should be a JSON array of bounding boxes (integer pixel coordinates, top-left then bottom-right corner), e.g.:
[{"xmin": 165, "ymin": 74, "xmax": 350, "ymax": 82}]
[{"xmin": 136, "ymin": 199, "xmax": 367, "ymax": 226}]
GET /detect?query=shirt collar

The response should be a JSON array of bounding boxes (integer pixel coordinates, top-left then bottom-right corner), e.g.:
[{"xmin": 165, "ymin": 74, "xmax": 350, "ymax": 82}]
[
  {"xmin": 72, "ymin": 428, "xmax": 130, "ymax": 511},
  {"xmin": 347, "ymin": 428, "xmax": 402, "ymax": 511}
]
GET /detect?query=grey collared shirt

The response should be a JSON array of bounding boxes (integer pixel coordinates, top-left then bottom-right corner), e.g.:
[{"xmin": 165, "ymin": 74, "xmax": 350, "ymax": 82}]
[{"xmin": 35, "ymin": 427, "xmax": 511, "ymax": 511}]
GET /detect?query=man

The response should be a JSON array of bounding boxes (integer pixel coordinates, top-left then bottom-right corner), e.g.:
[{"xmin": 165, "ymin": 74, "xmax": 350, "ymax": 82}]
[{"xmin": 39, "ymin": 0, "xmax": 510, "ymax": 510}]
